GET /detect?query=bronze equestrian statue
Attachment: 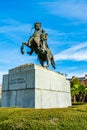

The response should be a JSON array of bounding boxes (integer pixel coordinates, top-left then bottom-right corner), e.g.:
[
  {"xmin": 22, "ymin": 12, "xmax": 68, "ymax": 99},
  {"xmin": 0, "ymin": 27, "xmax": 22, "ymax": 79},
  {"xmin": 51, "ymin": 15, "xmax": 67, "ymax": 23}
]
[{"xmin": 21, "ymin": 22, "xmax": 56, "ymax": 69}]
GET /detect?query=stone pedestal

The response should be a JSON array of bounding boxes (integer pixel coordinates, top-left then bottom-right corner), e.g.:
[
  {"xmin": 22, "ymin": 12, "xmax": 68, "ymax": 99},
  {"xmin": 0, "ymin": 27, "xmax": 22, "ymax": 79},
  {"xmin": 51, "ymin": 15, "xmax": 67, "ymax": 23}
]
[{"xmin": 1, "ymin": 64, "xmax": 71, "ymax": 108}]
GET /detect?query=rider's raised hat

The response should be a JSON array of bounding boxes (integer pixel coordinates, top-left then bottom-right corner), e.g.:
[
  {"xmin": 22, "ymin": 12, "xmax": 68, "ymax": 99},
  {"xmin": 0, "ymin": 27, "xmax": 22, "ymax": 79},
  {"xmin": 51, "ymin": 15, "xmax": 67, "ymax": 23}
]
[{"xmin": 41, "ymin": 29, "xmax": 46, "ymax": 33}]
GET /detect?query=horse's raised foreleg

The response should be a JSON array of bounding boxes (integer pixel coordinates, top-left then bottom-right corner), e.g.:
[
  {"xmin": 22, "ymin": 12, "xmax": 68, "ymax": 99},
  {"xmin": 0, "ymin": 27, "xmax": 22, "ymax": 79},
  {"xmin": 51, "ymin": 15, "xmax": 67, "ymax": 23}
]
[
  {"xmin": 27, "ymin": 49, "xmax": 33, "ymax": 55},
  {"xmin": 21, "ymin": 42, "xmax": 27, "ymax": 54}
]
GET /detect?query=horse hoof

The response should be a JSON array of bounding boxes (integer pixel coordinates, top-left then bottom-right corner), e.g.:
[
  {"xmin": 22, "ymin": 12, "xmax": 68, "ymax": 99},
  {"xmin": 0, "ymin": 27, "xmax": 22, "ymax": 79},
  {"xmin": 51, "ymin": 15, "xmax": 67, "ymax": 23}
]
[
  {"xmin": 27, "ymin": 52, "xmax": 32, "ymax": 55},
  {"xmin": 21, "ymin": 47, "xmax": 24, "ymax": 54},
  {"xmin": 21, "ymin": 50, "xmax": 24, "ymax": 54}
]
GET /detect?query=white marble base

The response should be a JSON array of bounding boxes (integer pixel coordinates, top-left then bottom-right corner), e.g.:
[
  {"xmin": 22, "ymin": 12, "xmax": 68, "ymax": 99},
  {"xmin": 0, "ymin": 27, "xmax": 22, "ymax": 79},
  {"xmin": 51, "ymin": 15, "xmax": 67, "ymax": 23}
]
[{"xmin": 1, "ymin": 64, "xmax": 71, "ymax": 108}]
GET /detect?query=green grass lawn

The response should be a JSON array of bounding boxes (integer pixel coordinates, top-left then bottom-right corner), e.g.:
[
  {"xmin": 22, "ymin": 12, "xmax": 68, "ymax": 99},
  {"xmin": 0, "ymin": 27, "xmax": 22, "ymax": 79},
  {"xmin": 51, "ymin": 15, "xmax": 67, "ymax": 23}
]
[{"xmin": 0, "ymin": 104, "xmax": 87, "ymax": 130}]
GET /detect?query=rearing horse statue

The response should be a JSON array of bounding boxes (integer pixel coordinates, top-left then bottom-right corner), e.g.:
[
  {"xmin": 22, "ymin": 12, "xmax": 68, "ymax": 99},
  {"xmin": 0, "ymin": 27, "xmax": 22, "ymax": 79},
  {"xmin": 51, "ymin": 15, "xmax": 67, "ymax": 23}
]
[{"xmin": 21, "ymin": 22, "xmax": 56, "ymax": 69}]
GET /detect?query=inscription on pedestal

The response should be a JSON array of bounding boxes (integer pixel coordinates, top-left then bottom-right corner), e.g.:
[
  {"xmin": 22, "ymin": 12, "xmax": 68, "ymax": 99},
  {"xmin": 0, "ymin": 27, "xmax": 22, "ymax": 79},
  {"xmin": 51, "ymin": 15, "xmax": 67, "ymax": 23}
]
[{"xmin": 9, "ymin": 78, "xmax": 25, "ymax": 85}]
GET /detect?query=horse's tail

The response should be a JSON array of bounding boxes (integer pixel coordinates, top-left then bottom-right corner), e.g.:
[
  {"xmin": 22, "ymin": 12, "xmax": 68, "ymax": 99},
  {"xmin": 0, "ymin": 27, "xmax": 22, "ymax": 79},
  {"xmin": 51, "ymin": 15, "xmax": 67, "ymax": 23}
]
[{"xmin": 51, "ymin": 56, "xmax": 56, "ymax": 69}]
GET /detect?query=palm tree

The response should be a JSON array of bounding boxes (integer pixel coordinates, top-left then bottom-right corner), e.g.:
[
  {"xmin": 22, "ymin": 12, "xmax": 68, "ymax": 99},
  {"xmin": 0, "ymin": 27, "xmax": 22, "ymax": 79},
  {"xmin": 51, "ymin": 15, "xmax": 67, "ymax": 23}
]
[{"xmin": 70, "ymin": 77, "xmax": 87, "ymax": 102}]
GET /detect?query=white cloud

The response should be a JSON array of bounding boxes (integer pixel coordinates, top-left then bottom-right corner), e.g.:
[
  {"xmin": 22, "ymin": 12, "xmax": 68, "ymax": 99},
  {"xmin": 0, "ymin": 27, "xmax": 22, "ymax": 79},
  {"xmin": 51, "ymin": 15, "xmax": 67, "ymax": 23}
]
[
  {"xmin": 54, "ymin": 42, "xmax": 87, "ymax": 61},
  {"xmin": 0, "ymin": 23, "xmax": 32, "ymax": 34},
  {"xmin": 40, "ymin": 1, "xmax": 87, "ymax": 22},
  {"xmin": 67, "ymin": 71, "xmax": 87, "ymax": 78},
  {"xmin": 0, "ymin": 48, "xmax": 36, "ymax": 64},
  {"xmin": 0, "ymin": 48, "xmax": 37, "ymax": 84},
  {"xmin": 0, "ymin": 19, "xmax": 21, "ymax": 25},
  {"xmin": 0, "ymin": 19, "xmax": 33, "ymax": 44}
]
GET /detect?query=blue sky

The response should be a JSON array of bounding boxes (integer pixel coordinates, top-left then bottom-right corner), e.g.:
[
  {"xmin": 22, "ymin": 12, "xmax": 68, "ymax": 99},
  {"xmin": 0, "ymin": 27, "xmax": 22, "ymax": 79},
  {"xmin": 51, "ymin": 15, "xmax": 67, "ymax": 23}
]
[{"xmin": 0, "ymin": 0, "xmax": 87, "ymax": 83}]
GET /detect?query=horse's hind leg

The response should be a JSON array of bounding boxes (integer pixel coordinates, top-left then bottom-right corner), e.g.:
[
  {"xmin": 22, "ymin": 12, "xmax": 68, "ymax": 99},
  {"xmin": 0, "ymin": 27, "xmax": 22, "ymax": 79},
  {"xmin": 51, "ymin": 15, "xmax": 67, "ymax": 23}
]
[
  {"xmin": 39, "ymin": 58, "xmax": 44, "ymax": 67},
  {"xmin": 46, "ymin": 58, "xmax": 50, "ymax": 68}
]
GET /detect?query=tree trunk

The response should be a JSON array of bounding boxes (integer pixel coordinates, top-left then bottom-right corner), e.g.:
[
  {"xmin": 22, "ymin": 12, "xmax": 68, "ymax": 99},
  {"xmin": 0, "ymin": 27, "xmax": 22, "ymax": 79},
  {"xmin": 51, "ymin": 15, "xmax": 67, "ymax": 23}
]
[
  {"xmin": 82, "ymin": 94, "xmax": 86, "ymax": 102},
  {"xmin": 73, "ymin": 95, "xmax": 77, "ymax": 102}
]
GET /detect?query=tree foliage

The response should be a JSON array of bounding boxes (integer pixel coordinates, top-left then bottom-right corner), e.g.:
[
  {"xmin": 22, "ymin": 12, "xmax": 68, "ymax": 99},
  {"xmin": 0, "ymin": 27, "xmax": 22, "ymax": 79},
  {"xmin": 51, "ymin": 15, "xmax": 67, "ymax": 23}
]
[{"xmin": 70, "ymin": 77, "xmax": 87, "ymax": 102}]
